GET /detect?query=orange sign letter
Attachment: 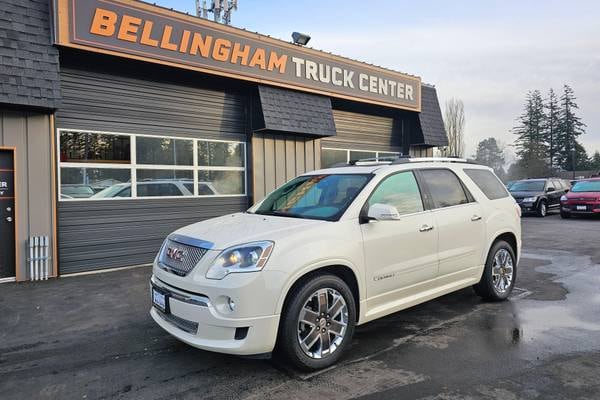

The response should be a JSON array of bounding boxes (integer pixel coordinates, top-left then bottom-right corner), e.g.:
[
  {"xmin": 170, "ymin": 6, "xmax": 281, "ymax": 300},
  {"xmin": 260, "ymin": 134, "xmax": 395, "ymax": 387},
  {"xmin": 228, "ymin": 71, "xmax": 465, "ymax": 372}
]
[{"xmin": 90, "ymin": 8, "xmax": 117, "ymax": 37}]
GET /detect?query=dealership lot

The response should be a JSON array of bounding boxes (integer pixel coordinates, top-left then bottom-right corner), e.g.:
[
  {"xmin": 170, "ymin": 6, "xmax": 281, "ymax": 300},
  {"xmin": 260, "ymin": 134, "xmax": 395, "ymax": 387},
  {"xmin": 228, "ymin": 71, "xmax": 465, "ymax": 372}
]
[{"xmin": 1, "ymin": 213, "xmax": 600, "ymax": 400}]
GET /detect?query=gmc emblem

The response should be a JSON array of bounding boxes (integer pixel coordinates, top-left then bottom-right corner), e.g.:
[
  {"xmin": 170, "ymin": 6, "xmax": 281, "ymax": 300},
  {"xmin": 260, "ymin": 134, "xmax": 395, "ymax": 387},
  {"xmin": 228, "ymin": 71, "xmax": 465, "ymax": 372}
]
[{"xmin": 166, "ymin": 247, "xmax": 185, "ymax": 262}]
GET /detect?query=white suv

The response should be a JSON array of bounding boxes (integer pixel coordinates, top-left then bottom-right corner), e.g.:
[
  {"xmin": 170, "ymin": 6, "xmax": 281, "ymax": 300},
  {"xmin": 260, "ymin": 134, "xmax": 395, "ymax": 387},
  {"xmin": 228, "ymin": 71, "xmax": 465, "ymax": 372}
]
[{"xmin": 150, "ymin": 158, "xmax": 521, "ymax": 370}]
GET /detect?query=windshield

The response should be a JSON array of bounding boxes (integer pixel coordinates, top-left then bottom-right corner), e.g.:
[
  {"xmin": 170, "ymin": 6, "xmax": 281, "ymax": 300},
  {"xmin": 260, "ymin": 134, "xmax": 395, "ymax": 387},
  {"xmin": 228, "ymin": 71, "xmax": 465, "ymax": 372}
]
[
  {"xmin": 509, "ymin": 180, "xmax": 545, "ymax": 192},
  {"xmin": 250, "ymin": 174, "xmax": 372, "ymax": 221},
  {"xmin": 571, "ymin": 180, "xmax": 600, "ymax": 192}
]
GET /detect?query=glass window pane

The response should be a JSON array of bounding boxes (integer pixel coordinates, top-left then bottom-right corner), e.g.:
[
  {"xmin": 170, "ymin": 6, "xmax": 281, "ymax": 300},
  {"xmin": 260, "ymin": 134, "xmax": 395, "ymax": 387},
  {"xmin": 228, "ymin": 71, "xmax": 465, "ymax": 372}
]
[
  {"xmin": 368, "ymin": 172, "xmax": 423, "ymax": 215},
  {"xmin": 60, "ymin": 167, "xmax": 131, "ymax": 199},
  {"xmin": 198, "ymin": 141, "xmax": 244, "ymax": 167},
  {"xmin": 322, "ymin": 149, "xmax": 347, "ymax": 168},
  {"xmin": 198, "ymin": 170, "xmax": 245, "ymax": 195},
  {"xmin": 464, "ymin": 169, "xmax": 509, "ymax": 200},
  {"xmin": 378, "ymin": 152, "xmax": 399, "ymax": 160},
  {"xmin": 136, "ymin": 169, "xmax": 193, "ymax": 197},
  {"xmin": 136, "ymin": 137, "xmax": 193, "ymax": 166},
  {"xmin": 60, "ymin": 131, "xmax": 130, "ymax": 163},
  {"xmin": 421, "ymin": 169, "xmax": 470, "ymax": 208},
  {"xmin": 349, "ymin": 150, "xmax": 376, "ymax": 162}
]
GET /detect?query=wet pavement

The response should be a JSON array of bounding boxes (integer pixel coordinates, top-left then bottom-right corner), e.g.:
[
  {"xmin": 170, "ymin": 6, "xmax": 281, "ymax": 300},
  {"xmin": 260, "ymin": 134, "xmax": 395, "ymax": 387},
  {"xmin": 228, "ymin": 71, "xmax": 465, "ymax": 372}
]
[{"xmin": 1, "ymin": 213, "xmax": 600, "ymax": 399}]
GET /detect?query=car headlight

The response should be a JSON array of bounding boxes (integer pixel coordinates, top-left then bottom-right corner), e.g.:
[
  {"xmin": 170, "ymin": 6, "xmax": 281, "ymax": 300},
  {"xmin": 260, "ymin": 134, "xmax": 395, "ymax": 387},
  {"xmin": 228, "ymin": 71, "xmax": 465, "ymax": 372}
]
[
  {"xmin": 523, "ymin": 197, "xmax": 538, "ymax": 203},
  {"xmin": 206, "ymin": 241, "xmax": 274, "ymax": 280},
  {"xmin": 560, "ymin": 195, "xmax": 568, "ymax": 202}
]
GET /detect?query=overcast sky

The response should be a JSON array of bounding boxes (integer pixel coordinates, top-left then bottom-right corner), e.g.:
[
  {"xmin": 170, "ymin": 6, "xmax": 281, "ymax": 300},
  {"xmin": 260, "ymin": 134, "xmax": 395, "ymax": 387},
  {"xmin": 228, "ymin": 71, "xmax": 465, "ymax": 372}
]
[{"xmin": 154, "ymin": 0, "xmax": 600, "ymax": 159}]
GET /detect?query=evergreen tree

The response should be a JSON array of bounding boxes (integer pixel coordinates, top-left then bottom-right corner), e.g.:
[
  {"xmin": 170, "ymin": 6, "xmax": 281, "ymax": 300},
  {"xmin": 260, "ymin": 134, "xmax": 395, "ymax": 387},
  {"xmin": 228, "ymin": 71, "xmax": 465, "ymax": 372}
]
[
  {"xmin": 555, "ymin": 84, "xmax": 586, "ymax": 170},
  {"xmin": 544, "ymin": 89, "xmax": 560, "ymax": 170},
  {"xmin": 474, "ymin": 137, "xmax": 505, "ymax": 177},
  {"xmin": 591, "ymin": 151, "xmax": 600, "ymax": 170},
  {"xmin": 512, "ymin": 90, "xmax": 548, "ymax": 176}
]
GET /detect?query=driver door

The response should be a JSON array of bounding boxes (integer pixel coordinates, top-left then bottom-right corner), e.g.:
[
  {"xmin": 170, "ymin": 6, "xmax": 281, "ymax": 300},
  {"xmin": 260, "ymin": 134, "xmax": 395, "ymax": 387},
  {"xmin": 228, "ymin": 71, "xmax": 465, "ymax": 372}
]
[{"xmin": 360, "ymin": 171, "xmax": 438, "ymax": 314}]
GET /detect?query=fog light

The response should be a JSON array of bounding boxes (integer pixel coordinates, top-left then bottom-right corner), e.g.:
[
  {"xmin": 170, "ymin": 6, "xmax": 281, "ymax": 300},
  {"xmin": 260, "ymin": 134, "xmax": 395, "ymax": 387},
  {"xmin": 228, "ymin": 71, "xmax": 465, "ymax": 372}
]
[{"xmin": 228, "ymin": 297, "xmax": 236, "ymax": 311}]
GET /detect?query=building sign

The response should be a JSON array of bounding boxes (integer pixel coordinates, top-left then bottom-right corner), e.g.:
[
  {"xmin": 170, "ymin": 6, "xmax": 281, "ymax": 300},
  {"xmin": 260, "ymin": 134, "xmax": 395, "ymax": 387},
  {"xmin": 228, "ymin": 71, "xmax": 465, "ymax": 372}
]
[{"xmin": 53, "ymin": 0, "xmax": 421, "ymax": 111}]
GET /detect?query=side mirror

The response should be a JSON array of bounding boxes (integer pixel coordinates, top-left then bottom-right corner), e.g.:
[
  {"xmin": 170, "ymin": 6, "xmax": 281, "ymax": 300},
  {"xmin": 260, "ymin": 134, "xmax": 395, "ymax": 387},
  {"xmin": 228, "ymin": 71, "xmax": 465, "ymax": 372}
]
[
  {"xmin": 546, "ymin": 187, "xmax": 555, "ymax": 193},
  {"xmin": 367, "ymin": 203, "xmax": 401, "ymax": 221}
]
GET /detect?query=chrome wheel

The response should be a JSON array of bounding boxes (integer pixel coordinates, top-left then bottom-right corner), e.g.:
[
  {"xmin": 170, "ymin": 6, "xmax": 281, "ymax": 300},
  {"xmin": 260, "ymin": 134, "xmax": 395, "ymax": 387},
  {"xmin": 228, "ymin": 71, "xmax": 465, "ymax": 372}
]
[
  {"xmin": 492, "ymin": 248, "xmax": 514, "ymax": 293},
  {"xmin": 539, "ymin": 202, "xmax": 547, "ymax": 216},
  {"xmin": 297, "ymin": 288, "xmax": 348, "ymax": 359}
]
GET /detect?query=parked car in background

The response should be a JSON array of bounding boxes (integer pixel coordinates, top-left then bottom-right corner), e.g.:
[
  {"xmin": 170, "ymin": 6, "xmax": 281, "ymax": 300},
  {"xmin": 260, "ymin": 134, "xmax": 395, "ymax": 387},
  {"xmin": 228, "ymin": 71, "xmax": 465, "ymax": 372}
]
[
  {"xmin": 60, "ymin": 184, "xmax": 95, "ymax": 198},
  {"xmin": 90, "ymin": 180, "xmax": 219, "ymax": 198},
  {"xmin": 560, "ymin": 178, "xmax": 600, "ymax": 218},
  {"xmin": 149, "ymin": 158, "xmax": 521, "ymax": 370},
  {"xmin": 509, "ymin": 178, "xmax": 570, "ymax": 217},
  {"xmin": 505, "ymin": 181, "xmax": 516, "ymax": 190}
]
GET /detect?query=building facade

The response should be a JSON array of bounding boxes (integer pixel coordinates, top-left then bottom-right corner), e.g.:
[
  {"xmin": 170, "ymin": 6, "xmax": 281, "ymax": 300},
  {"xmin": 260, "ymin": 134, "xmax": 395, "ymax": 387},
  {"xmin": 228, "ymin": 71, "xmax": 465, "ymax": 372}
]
[{"xmin": 0, "ymin": 0, "xmax": 448, "ymax": 280}]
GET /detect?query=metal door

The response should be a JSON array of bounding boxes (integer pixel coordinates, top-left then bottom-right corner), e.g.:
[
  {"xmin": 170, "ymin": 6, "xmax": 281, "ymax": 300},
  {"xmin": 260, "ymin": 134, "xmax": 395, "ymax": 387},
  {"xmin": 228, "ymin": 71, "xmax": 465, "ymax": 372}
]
[{"xmin": 0, "ymin": 148, "xmax": 16, "ymax": 278}]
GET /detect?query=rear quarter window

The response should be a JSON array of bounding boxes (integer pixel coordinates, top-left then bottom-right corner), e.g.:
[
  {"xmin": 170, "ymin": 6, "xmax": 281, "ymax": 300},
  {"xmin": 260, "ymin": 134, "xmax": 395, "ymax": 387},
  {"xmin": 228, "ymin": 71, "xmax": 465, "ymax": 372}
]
[{"xmin": 463, "ymin": 169, "xmax": 509, "ymax": 200}]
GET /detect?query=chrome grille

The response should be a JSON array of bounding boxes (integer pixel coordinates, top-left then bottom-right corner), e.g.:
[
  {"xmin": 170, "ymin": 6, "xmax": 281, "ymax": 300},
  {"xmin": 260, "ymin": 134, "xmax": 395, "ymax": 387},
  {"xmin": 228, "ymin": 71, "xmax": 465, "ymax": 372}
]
[
  {"xmin": 158, "ymin": 311, "xmax": 199, "ymax": 334},
  {"xmin": 158, "ymin": 238, "xmax": 208, "ymax": 276}
]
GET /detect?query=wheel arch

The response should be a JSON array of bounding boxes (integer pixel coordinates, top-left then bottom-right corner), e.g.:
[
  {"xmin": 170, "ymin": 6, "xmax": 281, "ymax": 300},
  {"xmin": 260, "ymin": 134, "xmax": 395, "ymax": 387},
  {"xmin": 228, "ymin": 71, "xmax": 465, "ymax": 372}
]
[
  {"xmin": 276, "ymin": 263, "xmax": 362, "ymax": 323},
  {"xmin": 488, "ymin": 231, "xmax": 518, "ymax": 261}
]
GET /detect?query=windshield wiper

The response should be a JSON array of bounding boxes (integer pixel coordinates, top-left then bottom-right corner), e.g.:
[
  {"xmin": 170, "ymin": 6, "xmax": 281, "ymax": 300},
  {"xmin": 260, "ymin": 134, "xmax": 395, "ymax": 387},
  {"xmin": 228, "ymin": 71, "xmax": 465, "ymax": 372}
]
[{"xmin": 255, "ymin": 210, "xmax": 313, "ymax": 219}]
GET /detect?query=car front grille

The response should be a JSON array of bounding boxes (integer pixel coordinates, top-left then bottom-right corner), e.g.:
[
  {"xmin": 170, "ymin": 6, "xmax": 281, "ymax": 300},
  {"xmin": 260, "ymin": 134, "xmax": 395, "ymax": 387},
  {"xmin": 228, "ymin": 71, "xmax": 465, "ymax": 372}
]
[
  {"xmin": 157, "ymin": 310, "xmax": 199, "ymax": 334},
  {"xmin": 158, "ymin": 238, "xmax": 208, "ymax": 276}
]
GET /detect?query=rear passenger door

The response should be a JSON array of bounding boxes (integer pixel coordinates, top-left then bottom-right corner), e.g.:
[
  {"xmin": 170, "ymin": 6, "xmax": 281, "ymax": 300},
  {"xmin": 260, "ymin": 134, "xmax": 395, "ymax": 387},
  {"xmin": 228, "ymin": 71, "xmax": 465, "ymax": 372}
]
[{"xmin": 418, "ymin": 169, "xmax": 485, "ymax": 282}]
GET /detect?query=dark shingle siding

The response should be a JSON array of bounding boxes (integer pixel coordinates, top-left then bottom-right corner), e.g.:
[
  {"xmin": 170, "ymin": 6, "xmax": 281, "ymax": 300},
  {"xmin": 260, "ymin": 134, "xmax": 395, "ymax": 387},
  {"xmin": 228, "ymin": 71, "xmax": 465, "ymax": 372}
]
[
  {"xmin": 0, "ymin": 0, "xmax": 60, "ymax": 109},
  {"xmin": 258, "ymin": 85, "xmax": 336, "ymax": 137},
  {"xmin": 418, "ymin": 85, "xmax": 448, "ymax": 146}
]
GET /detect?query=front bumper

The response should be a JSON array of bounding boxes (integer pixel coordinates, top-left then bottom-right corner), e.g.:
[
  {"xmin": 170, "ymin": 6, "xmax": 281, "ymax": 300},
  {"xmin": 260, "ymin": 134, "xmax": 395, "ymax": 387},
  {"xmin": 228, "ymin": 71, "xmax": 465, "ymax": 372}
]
[
  {"xmin": 561, "ymin": 204, "xmax": 600, "ymax": 214},
  {"xmin": 149, "ymin": 275, "xmax": 280, "ymax": 356},
  {"xmin": 517, "ymin": 202, "xmax": 536, "ymax": 213}
]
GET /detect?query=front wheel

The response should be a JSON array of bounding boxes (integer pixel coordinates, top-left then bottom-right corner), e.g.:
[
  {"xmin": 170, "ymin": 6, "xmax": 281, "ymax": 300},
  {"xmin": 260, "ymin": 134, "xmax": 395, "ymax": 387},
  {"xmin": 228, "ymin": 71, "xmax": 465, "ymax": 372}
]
[
  {"xmin": 536, "ymin": 200, "xmax": 547, "ymax": 217},
  {"xmin": 277, "ymin": 274, "xmax": 356, "ymax": 370},
  {"xmin": 473, "ymin": 240, "xmax": 517, "ymax": 301}
]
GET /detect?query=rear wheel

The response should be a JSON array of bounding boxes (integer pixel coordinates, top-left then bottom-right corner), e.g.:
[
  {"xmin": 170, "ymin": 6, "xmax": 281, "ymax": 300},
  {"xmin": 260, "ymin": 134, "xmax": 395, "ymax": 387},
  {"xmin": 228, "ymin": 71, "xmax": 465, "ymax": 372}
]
[
  {"xmin": 277, "ymin": 274, "xmax": 356, "ymax": 370},
  {"xmin": 536, "ymin": 200, "xmax": 547, "ymax": 217},
  {"xmin": 473, "ymin": 240, "xmax": 517, "ymax": 301}
]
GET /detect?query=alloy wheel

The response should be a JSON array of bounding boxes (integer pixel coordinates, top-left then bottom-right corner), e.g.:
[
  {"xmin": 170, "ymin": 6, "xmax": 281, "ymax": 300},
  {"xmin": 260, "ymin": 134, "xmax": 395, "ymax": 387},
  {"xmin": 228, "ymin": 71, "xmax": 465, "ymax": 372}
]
[
  {"xmin": 297, "ymin": 288, "xmax": 348, "ymax": 359},
  {"xmin": 492, "ymin": 248, "xmax": 514, "ymax": 294}
]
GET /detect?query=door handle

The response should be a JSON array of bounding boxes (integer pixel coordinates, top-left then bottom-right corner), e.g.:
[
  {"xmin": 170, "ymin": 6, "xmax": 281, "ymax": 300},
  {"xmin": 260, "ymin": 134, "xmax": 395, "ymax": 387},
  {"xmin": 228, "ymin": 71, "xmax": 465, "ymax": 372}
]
[
  {"xmin": 419, "ymin": 224, "xmax": 434, "ymax": 232},
  {"xmin": 471, "ymin": 215, "xmax": 482, "ymax": 221}
]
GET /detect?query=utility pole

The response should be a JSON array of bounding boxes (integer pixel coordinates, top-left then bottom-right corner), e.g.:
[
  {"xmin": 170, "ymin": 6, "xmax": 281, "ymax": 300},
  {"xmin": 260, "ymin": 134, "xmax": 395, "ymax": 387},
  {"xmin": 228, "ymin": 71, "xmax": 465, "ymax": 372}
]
[{"xmin": 196, "ymin": 0, "xmax": 238, "ymax": 25}]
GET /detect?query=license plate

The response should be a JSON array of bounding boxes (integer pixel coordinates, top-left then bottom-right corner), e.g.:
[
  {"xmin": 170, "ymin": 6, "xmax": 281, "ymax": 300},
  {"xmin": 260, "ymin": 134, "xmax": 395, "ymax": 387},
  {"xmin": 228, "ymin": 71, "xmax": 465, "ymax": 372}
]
[
  {"xmin": 577, "ymin": 205, "xmax": 587, "ymax": 211},
  {"xmin": 152, "ymin": 288, "xmax": 168, "ymax": 313}
]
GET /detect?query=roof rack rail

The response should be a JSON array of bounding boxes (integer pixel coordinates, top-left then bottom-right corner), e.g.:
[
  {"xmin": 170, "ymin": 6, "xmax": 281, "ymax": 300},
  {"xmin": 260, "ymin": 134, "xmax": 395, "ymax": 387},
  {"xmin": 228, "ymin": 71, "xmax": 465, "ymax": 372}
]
[{"xmin": 391, "ymin": 156, "xmax": 479, "ymax": 165}]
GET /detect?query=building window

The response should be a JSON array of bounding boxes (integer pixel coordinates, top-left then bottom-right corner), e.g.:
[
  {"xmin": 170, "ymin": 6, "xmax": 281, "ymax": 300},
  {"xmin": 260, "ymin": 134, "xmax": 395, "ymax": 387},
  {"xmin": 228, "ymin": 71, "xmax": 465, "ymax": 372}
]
[
  {"xmin": 58, "ymin": 129, "xmax": 246, "ymax": 200},
  {"xmin": 321, "ymin": 148, "xmax": 400, "ymax": 168}
]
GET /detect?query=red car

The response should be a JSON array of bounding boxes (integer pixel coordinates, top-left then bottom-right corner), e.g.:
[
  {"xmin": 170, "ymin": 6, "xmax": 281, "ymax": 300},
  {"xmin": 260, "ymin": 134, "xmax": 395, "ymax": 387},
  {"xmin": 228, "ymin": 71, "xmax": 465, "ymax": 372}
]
[{"xmin": 560, "ymin": 178, "xmax": 600, "ymax": 218}]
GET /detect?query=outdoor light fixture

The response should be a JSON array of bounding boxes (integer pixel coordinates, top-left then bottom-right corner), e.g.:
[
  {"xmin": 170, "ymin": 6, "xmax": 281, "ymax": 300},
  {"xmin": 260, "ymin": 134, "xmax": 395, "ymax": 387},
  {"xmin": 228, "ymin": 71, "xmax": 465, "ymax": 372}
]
[{"xmin": 292, "ymin": 32, "xmax": 311, "ymax": 46}]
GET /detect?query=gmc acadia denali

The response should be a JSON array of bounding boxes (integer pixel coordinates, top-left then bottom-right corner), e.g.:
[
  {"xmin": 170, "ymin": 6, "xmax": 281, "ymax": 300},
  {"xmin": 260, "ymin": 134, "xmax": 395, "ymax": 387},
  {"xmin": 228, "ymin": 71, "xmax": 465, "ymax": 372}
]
[{"xmin": 150, "ymin": 158, "xmax": 521, "ymax": 370}]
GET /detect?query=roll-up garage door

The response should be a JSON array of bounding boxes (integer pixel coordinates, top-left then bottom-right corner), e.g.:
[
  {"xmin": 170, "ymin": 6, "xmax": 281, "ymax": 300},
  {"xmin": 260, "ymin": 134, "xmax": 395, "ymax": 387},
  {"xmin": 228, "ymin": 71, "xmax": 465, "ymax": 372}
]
[{"xmin": 56, "ymin": 63, "xmax": 248, "ymax": 274}]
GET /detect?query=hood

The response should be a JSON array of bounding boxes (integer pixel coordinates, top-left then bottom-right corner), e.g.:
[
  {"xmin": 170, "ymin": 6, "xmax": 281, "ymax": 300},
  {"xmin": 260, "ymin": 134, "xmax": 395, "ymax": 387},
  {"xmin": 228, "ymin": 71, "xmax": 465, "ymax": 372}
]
[
  {"xmin": 509, "ymin": 190, "xmax": 544, "ymax": 198},
  {"xmin": 171, "ymin": 212, "xmax": 326, "ymax": 250},
  {"xmin": 566, "ymin": 191, "xmax": 599, "ymax": 200}
]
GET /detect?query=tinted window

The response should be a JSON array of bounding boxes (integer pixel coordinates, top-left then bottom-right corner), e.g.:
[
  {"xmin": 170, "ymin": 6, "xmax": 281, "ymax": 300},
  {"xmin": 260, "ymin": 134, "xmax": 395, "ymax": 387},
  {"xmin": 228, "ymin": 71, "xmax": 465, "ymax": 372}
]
[
  {"xmin": 464, "ymin": 169, "xmax": 509, "ymax": 200},
  {"xmin": 137, "ymin": 137, "xmax": 193, "ymax": 166},
  {"xmin": 421, "ymin": 169, "xmax": 470, "ymax": 208},
  {"xmin": 368, "ymin": 171, "xmax": 423, "ymax": 215},
  {"xmin": 60, "ymin": 131, "xmax": 130, "ymax": 163}
]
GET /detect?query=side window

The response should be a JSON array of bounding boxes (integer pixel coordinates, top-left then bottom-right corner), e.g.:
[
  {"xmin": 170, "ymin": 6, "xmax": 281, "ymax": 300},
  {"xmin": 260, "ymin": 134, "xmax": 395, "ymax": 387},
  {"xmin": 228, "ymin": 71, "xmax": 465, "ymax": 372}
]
[
  {"xmin": 368, "ymin": 171, "xmax": 424, "ymax": 215},
  {"xmin": 552, "ymin": 180, "xmax": 562, "ymax": 190},
  {"xmin": 421, "ymin": 169, "xmax": 470, "ymax": 208},
  {"xmin": 463, "ymin": 169, "xmax": 509, "ymax": 200}
]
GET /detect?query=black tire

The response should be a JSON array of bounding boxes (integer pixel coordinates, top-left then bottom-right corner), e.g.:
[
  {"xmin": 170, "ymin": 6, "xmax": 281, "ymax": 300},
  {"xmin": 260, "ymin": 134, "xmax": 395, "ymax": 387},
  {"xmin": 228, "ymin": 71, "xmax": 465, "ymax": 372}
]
[
  {"xmin": 560, "ymin": 211, "xmax": 571, "ymax": 219},
  {"xmin": 473, "ymin": 240, "xmax": 517, "ymax": 301},
  {"xmin": 277, "ymin": 274, "xmax": 356, "ymax": 371},
  {"xmin": 536, "ymin": 200, "xmax": 547, "ymax": 217}
]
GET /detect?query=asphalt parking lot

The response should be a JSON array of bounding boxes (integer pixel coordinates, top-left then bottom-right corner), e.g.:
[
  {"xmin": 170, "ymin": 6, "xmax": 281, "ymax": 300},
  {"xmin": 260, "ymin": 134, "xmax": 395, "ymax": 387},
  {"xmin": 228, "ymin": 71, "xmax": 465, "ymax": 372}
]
[{"xmin": 2, "ymin": 212, "xmax": 600, "ymax": 400}]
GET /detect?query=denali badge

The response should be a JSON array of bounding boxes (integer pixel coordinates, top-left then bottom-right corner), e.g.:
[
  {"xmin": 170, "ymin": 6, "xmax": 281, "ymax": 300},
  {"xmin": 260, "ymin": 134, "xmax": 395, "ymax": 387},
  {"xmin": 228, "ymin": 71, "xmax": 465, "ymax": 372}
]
[{"xmin": 166, "ymin": 247, "xmax": 185, "ymax": 262}]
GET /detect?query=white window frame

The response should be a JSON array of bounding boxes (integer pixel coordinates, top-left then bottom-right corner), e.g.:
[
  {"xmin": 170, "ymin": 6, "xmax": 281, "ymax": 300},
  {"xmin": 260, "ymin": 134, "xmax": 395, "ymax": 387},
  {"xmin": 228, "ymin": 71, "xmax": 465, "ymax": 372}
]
[
  {"xmin": 57, "ymin": 128, "xmax": 247, "ymax": 201},
  {"xmin": 321, "ymin": 147, "xmax": 401, "ymax": 167}
]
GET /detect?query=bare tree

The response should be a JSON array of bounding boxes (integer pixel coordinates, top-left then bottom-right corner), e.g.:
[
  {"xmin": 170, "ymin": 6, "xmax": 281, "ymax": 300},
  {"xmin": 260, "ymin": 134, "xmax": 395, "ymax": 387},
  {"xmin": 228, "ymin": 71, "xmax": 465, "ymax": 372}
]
[{"xmin": 440, "ymin": 98, "xmax": 466, "ymax": 157}]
